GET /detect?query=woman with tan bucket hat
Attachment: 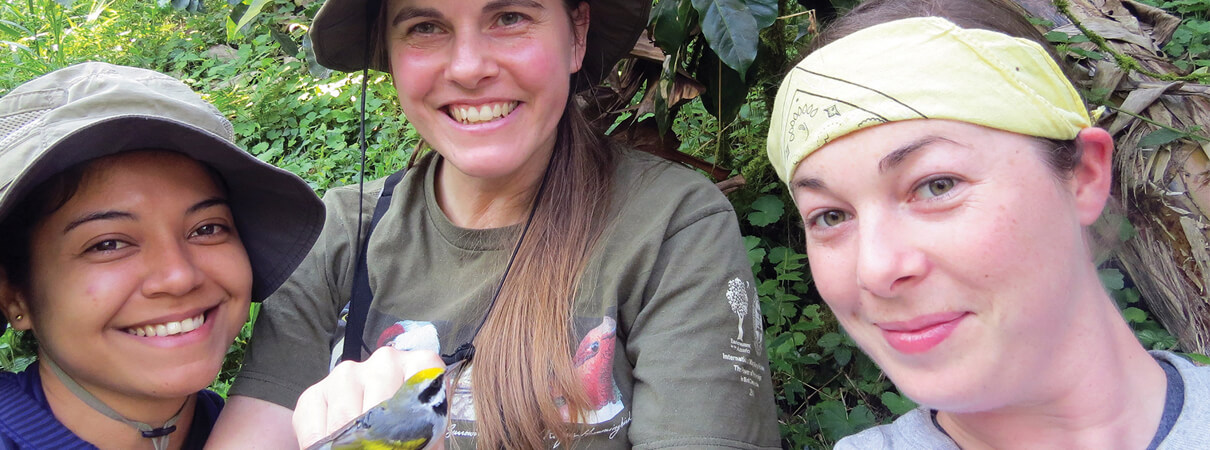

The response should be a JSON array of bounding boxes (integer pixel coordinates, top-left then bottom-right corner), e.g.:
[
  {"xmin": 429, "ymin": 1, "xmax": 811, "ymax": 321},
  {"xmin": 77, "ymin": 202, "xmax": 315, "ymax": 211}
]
[
  {"xmin": 766, "ymin": 0, "xmax": 1210, "ymax": 447},
  {"xmin": 0, "ymin": 62, "xmax": 324, "ymax": 449},
  {"xmin": 209, "ymin": 0, "xmax": 780, "ymax": 448}
]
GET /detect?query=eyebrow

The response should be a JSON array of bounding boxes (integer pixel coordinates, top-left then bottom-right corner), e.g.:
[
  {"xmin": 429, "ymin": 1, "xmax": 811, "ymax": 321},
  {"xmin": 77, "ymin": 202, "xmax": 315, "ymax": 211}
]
[
  {"xmin": 790, "ymin": 135, "xmax": 963, "ymax": 192},
  {"xmin": 62, "ymin": 197, "xmax": 229, "ymax": 234},
  {"xmin": 790, "ymin": 177, "xmax": 828, "ymax": 192},
  {"xmin": 392, "ymin": 0, "xmax": 544, "ymax": 27},
  {"xmin": 392, "ymin": 6, "xmax": 442, "ymax": 27},
  {"xmin": 63, "ymin": 211, "xmax": 134, "ymax": 234},
  {"xmin": 483, "ymin": 0, "xmax": 544, "ymax": 13},
  {"xmin": 878, "ymin": 136, "xmax": 958, "ymax": 174},
  {"xmin": 389, "ymin": 0, "xmax": 542, "ymax": 26}
]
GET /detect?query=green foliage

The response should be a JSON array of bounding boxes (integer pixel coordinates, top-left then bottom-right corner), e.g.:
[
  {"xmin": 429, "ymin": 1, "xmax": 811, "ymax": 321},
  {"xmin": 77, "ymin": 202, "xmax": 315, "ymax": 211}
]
[
  {"xmin": 0, "ymin": 330, "xmax": 37, "ymax": 373},
  {"xmin": 1137, "ymin": 0, "xmax": 1210, "ymax": 72}
]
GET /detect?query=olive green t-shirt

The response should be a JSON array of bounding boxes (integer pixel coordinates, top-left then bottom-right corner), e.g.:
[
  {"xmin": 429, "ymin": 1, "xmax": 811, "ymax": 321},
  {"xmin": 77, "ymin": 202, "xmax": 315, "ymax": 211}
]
[{"xmin": 230, "ymin": 149, "xmax": 780, "ymax": 448}]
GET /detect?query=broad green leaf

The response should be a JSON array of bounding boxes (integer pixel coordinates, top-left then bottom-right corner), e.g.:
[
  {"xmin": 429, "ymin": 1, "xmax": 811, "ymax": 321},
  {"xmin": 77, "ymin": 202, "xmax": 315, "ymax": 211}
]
[
  {"xmin": 817, "ymin": 332, "xmax": 842, "ymax": 349},
  {"xmin": 747, "ymin": 0, "xmax": 778, "ymax": 29},
  {"xmin": 1098, "ymin": 268, "xmax": 1125, "ymax": 291},
  {"xmin": 1138, "ymin": 128, "xmax": 1185, "ymax": 148},
  {"xmin": 691, "ymin": 0, "xmax": 759, "ymax": 77},
  {"xmin": 1045, "ymin": 31, "xmax": 1070, "ymax": 43},
  {"xmin": 227, "ymin": 0, "xmax": 271, "ymax": 41},
  {"xmin": 651, "ymin": 0, "xmax": 695, "ymax": 51},
  {"xmin": 832, "ymin": 347, "xmax": 851, "ymax": 366},
  {"xmin": 747, "ymin": 195, "xmax": 785, "ymax": 226},
  {"xmin": 270, "ymin": 27, "xmax": 299, "ymax": 57},
  {"xmin": 1122, "ymin": 307, "xmax": 1148, "ymax": 323},
  {"xmin": 880, "ymin": 391, "xmax": 918, "ymax": 415}
]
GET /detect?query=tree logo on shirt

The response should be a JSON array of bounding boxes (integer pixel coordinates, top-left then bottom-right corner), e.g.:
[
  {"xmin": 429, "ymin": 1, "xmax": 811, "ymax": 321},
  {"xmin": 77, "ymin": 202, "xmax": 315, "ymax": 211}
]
[
  {"xmin": 726, "ymin": 278, "xmax": 764, "ymax": 354},
  {"xmin": 727, "ymin": 278, "xmax": 750, "ymax": 341}
]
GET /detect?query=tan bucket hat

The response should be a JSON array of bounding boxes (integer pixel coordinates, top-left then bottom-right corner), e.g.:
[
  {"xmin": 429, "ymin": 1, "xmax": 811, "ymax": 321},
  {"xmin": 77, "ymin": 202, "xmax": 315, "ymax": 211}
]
[
  {"xmin": 0, "ymin": 62, "xmax": 324, "ymax": 323},
  {"xmin": 308, "ymin": 0, "xmax": 650, "ymax": 88}
]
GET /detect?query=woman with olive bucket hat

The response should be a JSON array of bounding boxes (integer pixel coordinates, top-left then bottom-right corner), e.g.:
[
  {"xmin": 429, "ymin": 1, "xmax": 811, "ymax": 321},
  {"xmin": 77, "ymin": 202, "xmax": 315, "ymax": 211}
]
[
  {"xmin": 0, "ymin": 62, "xmax": 324, "ymax": 449},
  {"xmin": 208, "ymin": 0, "xmax": 781, "ymax": 448}
]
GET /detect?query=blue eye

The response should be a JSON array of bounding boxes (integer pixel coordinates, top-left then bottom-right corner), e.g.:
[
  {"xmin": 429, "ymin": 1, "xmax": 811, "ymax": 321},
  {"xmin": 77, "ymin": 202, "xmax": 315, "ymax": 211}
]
[
  {"xmin": 812, "ymin": 210, "xmax": 850, "ymax": 228},
  {"xmin": 915, "ymin": 177, "xmax": 956, "ymax": 199}
]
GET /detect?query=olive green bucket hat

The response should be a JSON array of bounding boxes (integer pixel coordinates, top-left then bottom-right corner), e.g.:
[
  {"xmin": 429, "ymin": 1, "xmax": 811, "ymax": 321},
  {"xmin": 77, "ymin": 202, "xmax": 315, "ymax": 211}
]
[
  {"xmin": 0, "ymin": 62, "xmax": 324, "ymax": 329},
  {"xmin": 309, "ymin": 0, "xmax": 650, "ymax": 88}
]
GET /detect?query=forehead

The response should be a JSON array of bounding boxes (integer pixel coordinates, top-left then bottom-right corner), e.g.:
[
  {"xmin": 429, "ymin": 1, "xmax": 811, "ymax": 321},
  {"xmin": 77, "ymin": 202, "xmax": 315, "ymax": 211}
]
[
  {"xmin": 791, "ymin": 119, "xmax": 1034, "ymax": 181},
  {"xmin": 73, "ymin": 151, "xmax": 223, "ymax": 200}
]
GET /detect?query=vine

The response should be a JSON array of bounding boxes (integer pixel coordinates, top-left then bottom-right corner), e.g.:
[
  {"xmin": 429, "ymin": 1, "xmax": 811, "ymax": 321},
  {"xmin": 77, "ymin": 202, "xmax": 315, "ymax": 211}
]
[{"xmin": 1052, "ymin": 0, "xmax": 1210, "ymax": 82}]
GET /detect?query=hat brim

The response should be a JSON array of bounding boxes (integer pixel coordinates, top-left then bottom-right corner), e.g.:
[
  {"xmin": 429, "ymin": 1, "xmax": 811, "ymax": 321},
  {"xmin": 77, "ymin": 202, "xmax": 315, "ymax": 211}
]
[
  {"xmin": 0, "ymin": 116, "xmax": 323, "ymax": 304},
  {"xmin": 309, "ymin": 0, "xmax": 650, "ymax": 89}
]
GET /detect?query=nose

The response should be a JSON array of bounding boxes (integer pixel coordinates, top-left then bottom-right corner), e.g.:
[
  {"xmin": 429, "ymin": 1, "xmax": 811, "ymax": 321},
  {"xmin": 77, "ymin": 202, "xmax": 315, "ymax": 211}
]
[
  {"xmin": 141, "ymin": 240, "xmax": 205, "ymax": 298},
  {"xmin": 446, "ymin": 32, "xmax": 498, "ymax": 89},
  {"xmin": 855, "ymin": 216, "xmax": 929, "ymax": 298}
]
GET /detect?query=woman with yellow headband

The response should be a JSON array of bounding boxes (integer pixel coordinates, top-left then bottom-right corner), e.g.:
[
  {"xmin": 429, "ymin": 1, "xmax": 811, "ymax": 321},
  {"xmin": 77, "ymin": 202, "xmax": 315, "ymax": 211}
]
[{"xmin": 767, "ymin": 0, "xmax": 1210, "ymax": 447}]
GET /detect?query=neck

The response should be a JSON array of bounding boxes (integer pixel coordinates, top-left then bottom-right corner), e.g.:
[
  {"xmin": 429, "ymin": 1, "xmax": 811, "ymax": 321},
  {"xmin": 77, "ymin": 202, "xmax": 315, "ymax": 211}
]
[
  {"xmin": 936, "ymin": 284, "xmax": 1166, "ymax": 449},
  {"xmin": 38, "ymin": 359, "xmax": 195, "ymax": 450},
  {"xmin": 434, "ymin": 153, "xmax": 550, "ymax": 229}
]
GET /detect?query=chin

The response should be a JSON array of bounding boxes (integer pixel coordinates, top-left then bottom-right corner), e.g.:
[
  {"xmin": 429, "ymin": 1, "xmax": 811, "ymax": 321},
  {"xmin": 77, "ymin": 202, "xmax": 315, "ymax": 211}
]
[{"xmin": 894, "ymin": 378, "xmax": 1009, "ymax": 414}]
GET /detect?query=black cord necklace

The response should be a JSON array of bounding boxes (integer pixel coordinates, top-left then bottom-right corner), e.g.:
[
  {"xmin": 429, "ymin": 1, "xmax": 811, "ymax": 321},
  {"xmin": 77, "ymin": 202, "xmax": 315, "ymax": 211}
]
[{"xmin": 439, "ymin": 159, "xmax": 552, "ymax": 366}]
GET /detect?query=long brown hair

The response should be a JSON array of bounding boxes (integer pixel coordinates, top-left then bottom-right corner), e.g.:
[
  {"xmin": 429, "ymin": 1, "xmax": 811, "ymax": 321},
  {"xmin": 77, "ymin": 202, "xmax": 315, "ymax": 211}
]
[{"xmin": 372, "ymin": 0, "xmax": 617, "ymax": 446}]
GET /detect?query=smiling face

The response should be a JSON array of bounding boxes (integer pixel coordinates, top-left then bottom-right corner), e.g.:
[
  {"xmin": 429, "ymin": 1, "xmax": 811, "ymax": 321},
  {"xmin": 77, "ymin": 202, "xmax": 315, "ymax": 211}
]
[
  {"xmin": 12, "ymin": 151, "xmax": 251, "ymax": 402},
  {"xmin": 383, "ymin": 0, "xmax": 588, "ymax": 183},
  {"xmin": 790, "ymin": 119, "xmax": 1111, "ymax": 412}
]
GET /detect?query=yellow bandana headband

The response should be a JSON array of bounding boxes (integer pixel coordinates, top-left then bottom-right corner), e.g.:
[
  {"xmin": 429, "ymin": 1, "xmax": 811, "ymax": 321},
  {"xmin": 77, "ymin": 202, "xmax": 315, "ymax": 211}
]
[{"xmin": 767, "ymin": 17, "xmax": 1091, "ymax": 184}]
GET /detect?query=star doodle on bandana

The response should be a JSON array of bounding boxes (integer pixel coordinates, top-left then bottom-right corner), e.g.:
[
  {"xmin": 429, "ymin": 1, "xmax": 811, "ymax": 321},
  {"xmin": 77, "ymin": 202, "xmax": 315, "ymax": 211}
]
[{"xmin": 824, "ymin": 104, "xmax": 840, "ymax": 118}]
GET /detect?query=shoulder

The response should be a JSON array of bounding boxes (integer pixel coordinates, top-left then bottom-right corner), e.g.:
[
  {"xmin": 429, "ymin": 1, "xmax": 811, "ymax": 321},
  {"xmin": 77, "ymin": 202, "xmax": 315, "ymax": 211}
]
[
  {"xmin": 835, "ymin": 408, "xmax": 957, "ymax": 450},
  {"xmin": 0, "ymin": 369, "xmax": 94, "ymax": 449},
  {"xmin": 1152, "ymin": 350, "xmax": 1210, "ymax": 390},
  {"xmin": 1151, "ymin": 350, "xmax": 1210, "ymax": 443},
  {"xmin": 610, "ymin": 148, "xmax": 736, "ymax": 237}
]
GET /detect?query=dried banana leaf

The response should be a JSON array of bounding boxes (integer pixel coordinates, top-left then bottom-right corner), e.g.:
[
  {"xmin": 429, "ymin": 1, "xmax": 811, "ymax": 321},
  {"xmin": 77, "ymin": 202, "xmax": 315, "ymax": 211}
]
[{"xmin": 1021, "ymin": 0, "xmax": 1210, "ymax": 354}]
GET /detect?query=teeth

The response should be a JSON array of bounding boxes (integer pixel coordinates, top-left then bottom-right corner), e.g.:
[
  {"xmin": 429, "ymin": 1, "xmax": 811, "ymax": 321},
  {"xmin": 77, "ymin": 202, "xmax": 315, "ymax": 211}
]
[
  {"xmin": 449, "ymin": 101, "xmax": 517, "ymax": 124},
  {"xmin": 125, "ymin": 313, "xmax": 205, "ymax": 337}
]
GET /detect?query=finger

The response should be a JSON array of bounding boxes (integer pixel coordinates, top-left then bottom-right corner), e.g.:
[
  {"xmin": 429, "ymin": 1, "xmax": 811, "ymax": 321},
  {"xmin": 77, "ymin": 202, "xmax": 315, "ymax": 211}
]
[
  {"xmin": 358, "ymin": 348, "xmax": 409, "ymax": 409},
  {"xmin": 323, "ymin": 362, "xmax": 369, "ymax": 435},
  {"xmin": 293, "ymin": 383, "xmax": 331, "ymax": 448}
]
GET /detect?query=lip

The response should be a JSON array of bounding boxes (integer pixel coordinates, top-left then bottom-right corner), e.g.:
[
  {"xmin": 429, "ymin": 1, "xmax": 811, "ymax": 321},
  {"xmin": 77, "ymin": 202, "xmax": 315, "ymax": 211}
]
[
  {"xmin": 119, "ymin": 305, "xmax": 215, "ymax": 330},
  {"xmin": 440, "ymin": 99, "xmax": 521, "ymax": 130},
  {"xmin": 877, "ymin": 311, "xmax": 969, "ymax": 354},
  {"xmin": 116, "ymin": 304, "xmax": 222, "ymax": 349}
]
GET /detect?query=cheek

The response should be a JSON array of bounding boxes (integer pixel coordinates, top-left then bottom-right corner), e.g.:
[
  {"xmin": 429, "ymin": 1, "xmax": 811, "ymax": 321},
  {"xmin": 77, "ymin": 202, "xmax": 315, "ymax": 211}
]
[
  {"xmin": 806, "ymin": 245, "xmax": 858, "ymax": 312},
  {"xmin": 205, "ymin": 245, "xmax": 254, "ymax": 298},
  {"xmin": 390, "ymin": 51, "xmax": 439, "ymax": 102}
]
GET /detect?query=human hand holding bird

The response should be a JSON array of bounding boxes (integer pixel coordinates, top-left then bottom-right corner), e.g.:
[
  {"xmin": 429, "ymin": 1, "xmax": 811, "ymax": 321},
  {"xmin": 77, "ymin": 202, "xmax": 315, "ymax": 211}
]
[{"xmin": 295, "ymin": 348, "xmax": 451, "ymax": 450}]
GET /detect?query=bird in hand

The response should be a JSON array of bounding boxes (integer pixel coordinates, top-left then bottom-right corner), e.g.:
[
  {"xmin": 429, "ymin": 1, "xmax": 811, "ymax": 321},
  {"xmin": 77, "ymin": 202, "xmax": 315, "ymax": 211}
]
[{"xmin": 307, "ymin": 366, "xmax": 451, "ymax": 450}]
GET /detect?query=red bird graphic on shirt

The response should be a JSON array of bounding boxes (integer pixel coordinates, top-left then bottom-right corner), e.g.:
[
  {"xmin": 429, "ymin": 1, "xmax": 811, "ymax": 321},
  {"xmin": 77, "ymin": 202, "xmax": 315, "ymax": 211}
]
[{"xmin": 569, "ymin": 316, "xmax": 623, "ymax": 423}]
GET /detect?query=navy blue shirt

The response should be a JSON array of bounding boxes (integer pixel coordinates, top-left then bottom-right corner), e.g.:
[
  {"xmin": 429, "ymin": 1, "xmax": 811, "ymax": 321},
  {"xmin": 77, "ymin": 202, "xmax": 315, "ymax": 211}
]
[{"xmin": 0, "ymin": 363, "xmax": 223, "ymax": 449}]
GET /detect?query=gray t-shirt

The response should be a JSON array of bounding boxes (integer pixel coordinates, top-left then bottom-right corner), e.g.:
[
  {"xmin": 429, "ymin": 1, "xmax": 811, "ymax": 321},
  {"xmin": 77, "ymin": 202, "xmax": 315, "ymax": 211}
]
[
  {"xmin": 230, "ymin": 149, "xmax": 781, "ymax": 449},
  {"xmin": 835, "ymin": 350, "xmax": 1210, "ymax": 449}
]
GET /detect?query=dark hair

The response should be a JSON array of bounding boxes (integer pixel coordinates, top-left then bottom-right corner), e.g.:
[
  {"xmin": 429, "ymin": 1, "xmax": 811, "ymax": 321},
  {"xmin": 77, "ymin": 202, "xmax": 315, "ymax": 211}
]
[
  {"xmin": 372, "ymin": 0, "xmax": 617, "ymax": 446},
  {"xmin": 0, "ymin": 166, "xmax": 90, "ymax": 293},
  {"xmin": 810, "ymin": 0, "xmax": 1084, "ymax": 178}
]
